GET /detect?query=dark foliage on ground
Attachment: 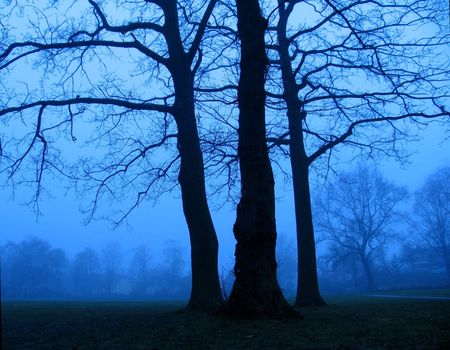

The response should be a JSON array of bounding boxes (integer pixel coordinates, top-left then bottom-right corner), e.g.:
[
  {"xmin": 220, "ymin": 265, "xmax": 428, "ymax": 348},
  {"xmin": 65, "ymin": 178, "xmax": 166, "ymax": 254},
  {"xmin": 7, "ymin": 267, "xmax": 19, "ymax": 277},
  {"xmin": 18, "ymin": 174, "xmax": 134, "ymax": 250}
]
[{"xmin": 2, "ymin": 296, "xmax": 450, "ymax": 349}]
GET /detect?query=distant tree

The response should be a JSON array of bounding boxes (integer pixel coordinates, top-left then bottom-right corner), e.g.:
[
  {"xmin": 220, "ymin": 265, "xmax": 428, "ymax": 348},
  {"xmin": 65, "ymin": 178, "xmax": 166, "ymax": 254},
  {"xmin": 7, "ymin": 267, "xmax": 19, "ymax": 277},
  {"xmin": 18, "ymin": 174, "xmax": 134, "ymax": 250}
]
[
  {"xmin": 162, "ymin": 240, "xmax": 186, "ymax": 278},
  {"xmin": 73, "ymin": 247, "xmax": 101, "ymax": 297},
  {"xmin": 101, "ymin": 242, "xmax": 122, "ymax": 296},
  {"xmin": 316, "ymin": 166, "xmax": 408, "ymax": 290},
  {"xmin": 319, "ymin": 243, "xmax": 362, "ymax": 291},
  {"xmin": 412, "ymin": 166, "xmax": 450, "ymax": 281},
  {"xmin": 153, "ymin": 240, "xmax": 190, "ymax": 299},
  {"xmin": 318, "ymin": 249, "xmax": 361, "ymax": 293},
  {"xmin": 129, "ymin": 245, "xmax": 153, "ymax": 296},
  {"xmin": 1, "ymin": 238, "xmax": 67, "ymax": 299}
]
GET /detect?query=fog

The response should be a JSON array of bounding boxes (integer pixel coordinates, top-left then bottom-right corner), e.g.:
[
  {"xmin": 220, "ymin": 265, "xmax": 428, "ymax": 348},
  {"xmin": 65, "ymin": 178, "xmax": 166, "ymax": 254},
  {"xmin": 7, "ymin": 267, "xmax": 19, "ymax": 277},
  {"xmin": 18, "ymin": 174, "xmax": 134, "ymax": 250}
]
[{"xmin": 2, "ymin": 140, "xmax": 449, "ymax": 300}]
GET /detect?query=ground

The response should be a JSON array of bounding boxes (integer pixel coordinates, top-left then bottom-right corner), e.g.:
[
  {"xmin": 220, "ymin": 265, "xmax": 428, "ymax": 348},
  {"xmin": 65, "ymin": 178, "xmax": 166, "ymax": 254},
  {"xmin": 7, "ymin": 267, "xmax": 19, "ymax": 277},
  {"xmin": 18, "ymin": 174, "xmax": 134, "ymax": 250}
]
[{"xmin": 2, "ymin": 291, "xmax": 450, "ymax": 349}]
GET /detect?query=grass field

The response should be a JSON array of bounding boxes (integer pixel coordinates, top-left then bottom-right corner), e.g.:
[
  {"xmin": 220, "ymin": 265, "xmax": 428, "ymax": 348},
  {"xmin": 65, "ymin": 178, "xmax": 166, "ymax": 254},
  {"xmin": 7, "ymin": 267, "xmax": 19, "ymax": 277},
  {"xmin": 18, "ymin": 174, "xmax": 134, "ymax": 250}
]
[{"xmin": 2, "ymin": 293, "xmax": 450, "ymax": 349}]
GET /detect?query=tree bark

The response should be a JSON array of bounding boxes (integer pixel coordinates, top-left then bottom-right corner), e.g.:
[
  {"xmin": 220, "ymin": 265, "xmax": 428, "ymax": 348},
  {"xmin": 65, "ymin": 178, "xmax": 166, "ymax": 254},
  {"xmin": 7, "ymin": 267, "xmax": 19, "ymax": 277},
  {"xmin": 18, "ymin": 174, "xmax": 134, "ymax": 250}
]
[
  {"xmin": 165, "ymin": 2, "xmax": 223, "ymax": 310},
  {"xmin": 276, "ymin": 3, "xmax": 325, "ymax": 307},
  {"xmin": 226, "ymin": 0, "xmax": 295, "ymax": 318}
]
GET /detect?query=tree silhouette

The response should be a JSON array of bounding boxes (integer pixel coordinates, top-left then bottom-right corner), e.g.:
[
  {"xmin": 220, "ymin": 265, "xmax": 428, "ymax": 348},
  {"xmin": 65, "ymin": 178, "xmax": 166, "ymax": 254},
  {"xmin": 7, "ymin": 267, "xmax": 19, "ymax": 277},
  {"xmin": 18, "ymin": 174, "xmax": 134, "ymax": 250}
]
[{"xmin": 0, "ymin": 0, "xmax": 222, "ymax": 310}]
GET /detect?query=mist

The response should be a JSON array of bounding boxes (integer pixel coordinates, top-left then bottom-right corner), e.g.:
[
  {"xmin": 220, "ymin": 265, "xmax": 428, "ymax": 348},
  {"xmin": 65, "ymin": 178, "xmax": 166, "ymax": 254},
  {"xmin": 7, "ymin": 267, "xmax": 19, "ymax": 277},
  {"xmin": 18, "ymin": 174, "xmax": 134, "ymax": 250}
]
[{"xmin": 2, "ymin": 162, "xmax": 449, "ymax": 301}]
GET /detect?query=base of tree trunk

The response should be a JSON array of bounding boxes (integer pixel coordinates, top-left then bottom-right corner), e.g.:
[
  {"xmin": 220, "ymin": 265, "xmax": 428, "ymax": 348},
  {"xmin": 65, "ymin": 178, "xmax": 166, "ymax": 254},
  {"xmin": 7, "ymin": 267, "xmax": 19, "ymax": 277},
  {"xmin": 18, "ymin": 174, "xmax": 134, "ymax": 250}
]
[
  {"xmin": 186, "ymin": 295, "xmax": 224, "ymax": 312},
  {"xmin": 225, "ymin": 290, "xmax": 300, "ymax": 319},
  {"xmin": 294, "ymin": 295, "xmax": 326, "ymax": 308}
]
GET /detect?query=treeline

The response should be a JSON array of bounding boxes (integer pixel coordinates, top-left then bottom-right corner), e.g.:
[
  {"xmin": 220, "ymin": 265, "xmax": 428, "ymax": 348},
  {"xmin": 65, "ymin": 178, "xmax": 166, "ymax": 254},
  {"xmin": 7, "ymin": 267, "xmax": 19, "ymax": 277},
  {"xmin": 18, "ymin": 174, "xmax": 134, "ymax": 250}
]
[
  {"xmin": 1, "ymin": 234, "xmax": 448, "ymax": 301},
  {"xmin": 319, "ymin": 245, "xmax": 448, "ymax": 294},
  {"xmin": 0, "ymin": 239, "xmax": 190, "ymax": 300},
  {"xmin": 278, "ymin": 243, "xmax": 449, "ymax": 296}
]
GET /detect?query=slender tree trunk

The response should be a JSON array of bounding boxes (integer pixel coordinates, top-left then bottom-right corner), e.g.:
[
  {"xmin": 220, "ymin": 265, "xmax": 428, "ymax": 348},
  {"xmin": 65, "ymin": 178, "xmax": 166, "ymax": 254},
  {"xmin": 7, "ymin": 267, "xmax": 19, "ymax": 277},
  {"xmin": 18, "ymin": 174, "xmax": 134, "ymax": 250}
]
[
  {"xmin": 226, "ymin": 0, "xmax": 295, "ymax": 318},
  {"xmin": 172, "ymin": 80, "xmax": 224, "ymax": 310},
  {"xmin": 165, "ymin": 3, "xmax": 223, "ymax": 310},
  {"xmin": 276, "ymin": 3, "xmax": 325, "ymax": 307},
  {"xmin": 293, "ymin": 163, "xmax": 326, "ymax": 306},
  {"xmin": 360, "ymin": 254, "xmax": 375, "ymax": 291}
]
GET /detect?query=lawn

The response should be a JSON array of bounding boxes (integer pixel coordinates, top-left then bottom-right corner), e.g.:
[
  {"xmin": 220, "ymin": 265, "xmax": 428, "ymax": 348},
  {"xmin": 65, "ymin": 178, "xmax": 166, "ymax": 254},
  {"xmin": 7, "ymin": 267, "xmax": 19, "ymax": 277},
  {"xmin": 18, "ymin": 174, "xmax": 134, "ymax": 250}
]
[{"xmin": 2, "ymin": 295, "xmax": 450, "ymax": 349}]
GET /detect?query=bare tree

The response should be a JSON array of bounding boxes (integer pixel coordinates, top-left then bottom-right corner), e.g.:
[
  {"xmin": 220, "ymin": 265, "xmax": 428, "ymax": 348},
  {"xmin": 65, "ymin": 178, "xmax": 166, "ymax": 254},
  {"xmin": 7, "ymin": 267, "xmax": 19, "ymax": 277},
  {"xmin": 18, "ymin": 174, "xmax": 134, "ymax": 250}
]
[
  {"xmin": 101, "ymin": 242, "xmax": 123, "ymax": 296},
  {"xmin": 0, "ymin": 0, "xmax": 223, "ymax": 309},
  {"xmin": 129, "ymin": 245, "xmax": 153, "ymax": 296},
  {"xmin": 412, "ymin": 166, "xmax": 450, "ymax": 281},
  {"xmin": 264, "ymin": 0, "xmax": 450, "ymax": 306},
  {"xmin": 316, "ymin": 166, "xmax": 408, "ymax": 291},
  {"xmin": 153, "ymin": 240, "xmax": 190, "ymax": 299},
  {"xmin": 73, "ymin": 247, "xmax": 101, "ymax": 297}
]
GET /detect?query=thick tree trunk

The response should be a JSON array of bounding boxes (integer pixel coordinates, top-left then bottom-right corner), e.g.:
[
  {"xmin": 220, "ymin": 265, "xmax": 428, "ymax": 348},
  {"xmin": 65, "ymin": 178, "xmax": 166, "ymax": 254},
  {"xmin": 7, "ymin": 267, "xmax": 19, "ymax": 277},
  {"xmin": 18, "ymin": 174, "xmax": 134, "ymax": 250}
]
[
  {"xmin": 276, "ymin": 4, "xmax": 325, "ymax": 307},
  {"xmin": 226, "ymin": 0, "xmax": 295, "ymax": 318},
  {"xmin": 165, "ymin": 3, "xmax": 223, "ymax": 310}
]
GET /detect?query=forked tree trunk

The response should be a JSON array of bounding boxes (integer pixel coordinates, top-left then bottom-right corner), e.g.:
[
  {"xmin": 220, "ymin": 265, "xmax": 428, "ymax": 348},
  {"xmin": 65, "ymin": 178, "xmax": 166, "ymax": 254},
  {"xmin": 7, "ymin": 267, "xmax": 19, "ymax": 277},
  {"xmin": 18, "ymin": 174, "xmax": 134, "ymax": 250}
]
[
  {"xmin": 226, "ymin": 0, "xmax": 295, "ymax": 318},
  {"xmin": 166, "ymin": 2, "xmax": 223, "ymax": 310},
  {"xmin": 277, "ymin": 3, "xmax": 325, "ymax": 307}
]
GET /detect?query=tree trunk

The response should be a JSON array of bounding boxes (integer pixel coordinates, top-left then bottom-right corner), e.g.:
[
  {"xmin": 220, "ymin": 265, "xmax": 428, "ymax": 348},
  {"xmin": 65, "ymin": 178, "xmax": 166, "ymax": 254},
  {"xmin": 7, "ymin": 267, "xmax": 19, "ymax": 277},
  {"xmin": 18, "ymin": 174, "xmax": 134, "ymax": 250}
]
[
  {"xmin": 173, "ymin": 80, "xmax": 224, "ymax": 310},
  {"xmin": 165, "ymin": 3, "xmax": 224, "ymax": 310},
  {"xmin": 226, "ymin": 0, "xmax": 295, "ymax": 318},
  {"xmin": 360, "ymin": 254, "xmax": 375, "ymax": 291},
  {"xmin": 293, "ymin": 164, "xmax": 326, "ymax": 306},
  {"xmin": 276, "ymin": 3, "xmax": 325, "ymax": 307}
]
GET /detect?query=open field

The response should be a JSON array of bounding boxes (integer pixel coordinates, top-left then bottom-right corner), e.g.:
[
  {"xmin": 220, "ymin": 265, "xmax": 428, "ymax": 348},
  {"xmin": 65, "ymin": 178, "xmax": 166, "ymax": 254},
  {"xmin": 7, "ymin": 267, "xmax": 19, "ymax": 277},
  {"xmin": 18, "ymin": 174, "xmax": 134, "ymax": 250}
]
[{"xmin": 2, "ymin": 294, "xmax": 450, "ymax": 349}]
